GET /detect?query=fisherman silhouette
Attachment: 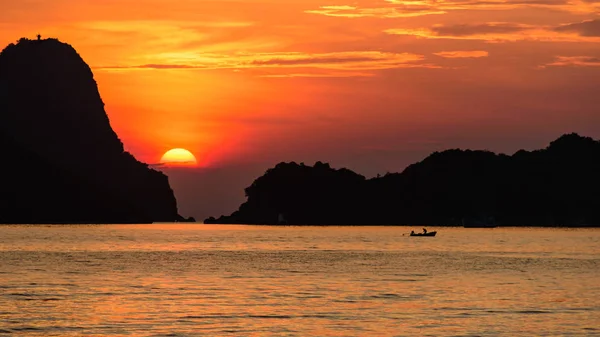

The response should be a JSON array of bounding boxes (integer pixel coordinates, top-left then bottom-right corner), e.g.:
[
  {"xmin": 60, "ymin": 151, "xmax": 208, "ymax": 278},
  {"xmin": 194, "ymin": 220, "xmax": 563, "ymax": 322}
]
[{"xmin": 37, "ymin": 34, "xmax": 41, "ymax": 41}]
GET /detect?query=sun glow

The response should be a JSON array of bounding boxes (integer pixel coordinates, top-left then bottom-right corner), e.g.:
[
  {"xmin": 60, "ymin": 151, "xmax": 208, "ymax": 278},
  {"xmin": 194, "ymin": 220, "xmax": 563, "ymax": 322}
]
[{"xmin": 160, "ymin": 148, "xmax": 197, "ymax": 166}]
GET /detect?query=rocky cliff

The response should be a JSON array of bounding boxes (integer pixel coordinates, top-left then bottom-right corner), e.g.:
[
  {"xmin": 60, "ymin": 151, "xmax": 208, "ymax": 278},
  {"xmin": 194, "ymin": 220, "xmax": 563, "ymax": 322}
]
[
  {"xmin": 205, "ymin": 134, "xmax": 600, "ymax": 226},
  {"xmin": 0, "ymin": 37, "xmax": 183, "ymax": 223}
]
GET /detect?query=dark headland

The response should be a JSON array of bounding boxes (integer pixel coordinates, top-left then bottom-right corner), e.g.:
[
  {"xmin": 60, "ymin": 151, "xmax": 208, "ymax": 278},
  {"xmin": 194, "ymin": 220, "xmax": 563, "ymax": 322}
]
[
  {"xmin": 0, "ymin": 37, "xmax": 192, "ymax": 224},
  {"xmin": 206, "ymin": 134, "xmax": 600, "ymax": 227}
]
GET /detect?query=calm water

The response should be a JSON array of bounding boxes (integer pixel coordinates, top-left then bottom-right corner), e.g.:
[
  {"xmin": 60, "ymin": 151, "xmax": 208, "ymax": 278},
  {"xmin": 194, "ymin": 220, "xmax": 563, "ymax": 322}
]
[{"xmin": 0, "ymin": 225, "xmax": 599, "ymax": 336}]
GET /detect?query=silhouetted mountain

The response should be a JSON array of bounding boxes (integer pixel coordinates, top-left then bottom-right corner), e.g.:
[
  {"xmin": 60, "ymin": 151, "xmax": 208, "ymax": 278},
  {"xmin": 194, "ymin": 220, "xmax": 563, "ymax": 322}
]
[
  {"xmin": 0, "ymin": 37, "xmax": 187, "ymax": 223},
  {"xmin": 205, "ymin": 134, "xmax": 600, "ymax": 226}
]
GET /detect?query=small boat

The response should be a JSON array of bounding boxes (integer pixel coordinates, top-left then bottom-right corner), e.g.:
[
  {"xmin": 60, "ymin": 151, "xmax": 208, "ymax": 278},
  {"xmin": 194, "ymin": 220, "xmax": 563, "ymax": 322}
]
[{"xmin": 410, "ymin": 231, "xmax": 437, "ymax": 237}]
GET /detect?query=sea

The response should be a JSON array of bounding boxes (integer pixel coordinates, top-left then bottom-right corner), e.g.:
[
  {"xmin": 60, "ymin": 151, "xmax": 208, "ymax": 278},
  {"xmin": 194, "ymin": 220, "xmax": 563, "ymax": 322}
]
[{"xmin": 0, "ymin": 225, "xmax": 598, "ymax": 336}]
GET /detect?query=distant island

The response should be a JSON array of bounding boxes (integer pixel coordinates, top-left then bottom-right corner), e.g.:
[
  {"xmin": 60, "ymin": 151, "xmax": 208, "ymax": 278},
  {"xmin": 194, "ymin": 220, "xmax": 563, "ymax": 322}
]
[
  {"xmin": 206, "ymin": 133, "xmax": 600, "ymax": 226},
  {"xmin": 0, "ymin": 37, "xmax": 193, "ymax": 224}
]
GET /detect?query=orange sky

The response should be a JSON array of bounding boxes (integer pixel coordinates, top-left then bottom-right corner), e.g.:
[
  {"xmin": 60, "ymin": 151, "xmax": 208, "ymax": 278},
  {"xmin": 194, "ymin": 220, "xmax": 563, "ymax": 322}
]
[{"xmin": 1, "ymin": 0, "xmax": 599, "ymax": 218}]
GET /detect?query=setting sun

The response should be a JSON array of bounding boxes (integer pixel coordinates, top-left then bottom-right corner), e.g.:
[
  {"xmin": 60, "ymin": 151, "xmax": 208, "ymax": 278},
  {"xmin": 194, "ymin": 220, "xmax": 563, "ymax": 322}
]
[{"xmin": 160, "ymin": 148, "xmax": 197, "ymax": 166}]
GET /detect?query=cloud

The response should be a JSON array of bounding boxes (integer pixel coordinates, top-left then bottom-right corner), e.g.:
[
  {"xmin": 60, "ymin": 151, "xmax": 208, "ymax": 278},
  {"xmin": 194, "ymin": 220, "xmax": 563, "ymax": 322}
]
[
  {"xmin": 433, "ymin": 50, "xmax": 489, "ymax": 58},
  {"xmin": 94, "ymin": 64, "xmax": 203, "ymax": 70},
  {"xmin": 385, "ymin": 0, "xmax": 569, "ymax": 4},
  {"xmin": 73, "ymin": 20, "xmax": 277, "ymax": 57},
  {"xmin": 386, "ymin": 21, "xmax": 600, "ymax": 42},
  {"xmin": 83, "ymin": 20, "xmax": 255, "ymax": 31},
  {"xmin": 431, "ymin": 23, "xmax": 529, "ymax": 36},
  {"xmin": 94, "ymin": 51, "xmax": 439, "ymax": 73},
  {"xmin": 432, "ymin": 0, "xmax": 572, "ymax": 8},
  {"xmin": 306, "ymin": 0, "xmax": 597, "ymax": 19},
  {"xmin": 554, "ymin": 19, "xmax": 600, "ymax": 37},
  {"xmin": 385, "ymin": 23, "xmax": 538, "ymax": 42},
  {"xmin": 305, "ymin": 4, "xmax": 445, "ymax": 18},
  {"xmin": 246, "ymin": 51, "xmax": 427, "ymax": 70},
  {"xmin": 139, "ymin": 64, "xmax": 197, "ymax": 69},
  {"xmin": 260, "ymin": 72, "xmax": 376, "ymax": 78},
  {"xmin": 543, "ymin": 56, "xmax": 600, "ymax": 67}
]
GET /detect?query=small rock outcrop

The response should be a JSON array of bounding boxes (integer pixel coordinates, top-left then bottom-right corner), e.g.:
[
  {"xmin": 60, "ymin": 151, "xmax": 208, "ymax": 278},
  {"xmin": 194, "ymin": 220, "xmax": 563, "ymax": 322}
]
[
  {"xmin": 206, "ymin": 134, "xmax": 600, "ymax": 226},
  {"xmin": 0, "ymin": 37, "xmax": 183, "ymax": 223}
]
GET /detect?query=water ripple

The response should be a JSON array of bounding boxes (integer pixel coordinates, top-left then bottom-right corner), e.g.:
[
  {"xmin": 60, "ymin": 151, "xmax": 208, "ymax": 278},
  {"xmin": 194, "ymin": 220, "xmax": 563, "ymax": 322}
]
[{"xmin": 0, "ymin": 225, "xmax": 598, "ymax": 336}]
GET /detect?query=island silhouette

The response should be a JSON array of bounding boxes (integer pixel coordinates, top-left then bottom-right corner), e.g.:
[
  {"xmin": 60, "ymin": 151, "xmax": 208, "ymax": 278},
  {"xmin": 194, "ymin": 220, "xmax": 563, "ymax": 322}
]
[
  {"xmin": 2, "ymin": 37, "xmax": 597, "ymax": 226},
  {"xmin": 0, "ymin": 37, "xmax": 193, "ymax": 223},
  {"xmin": 205, "ymin": 133, "xmax": 600, "ymax": 226}
]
